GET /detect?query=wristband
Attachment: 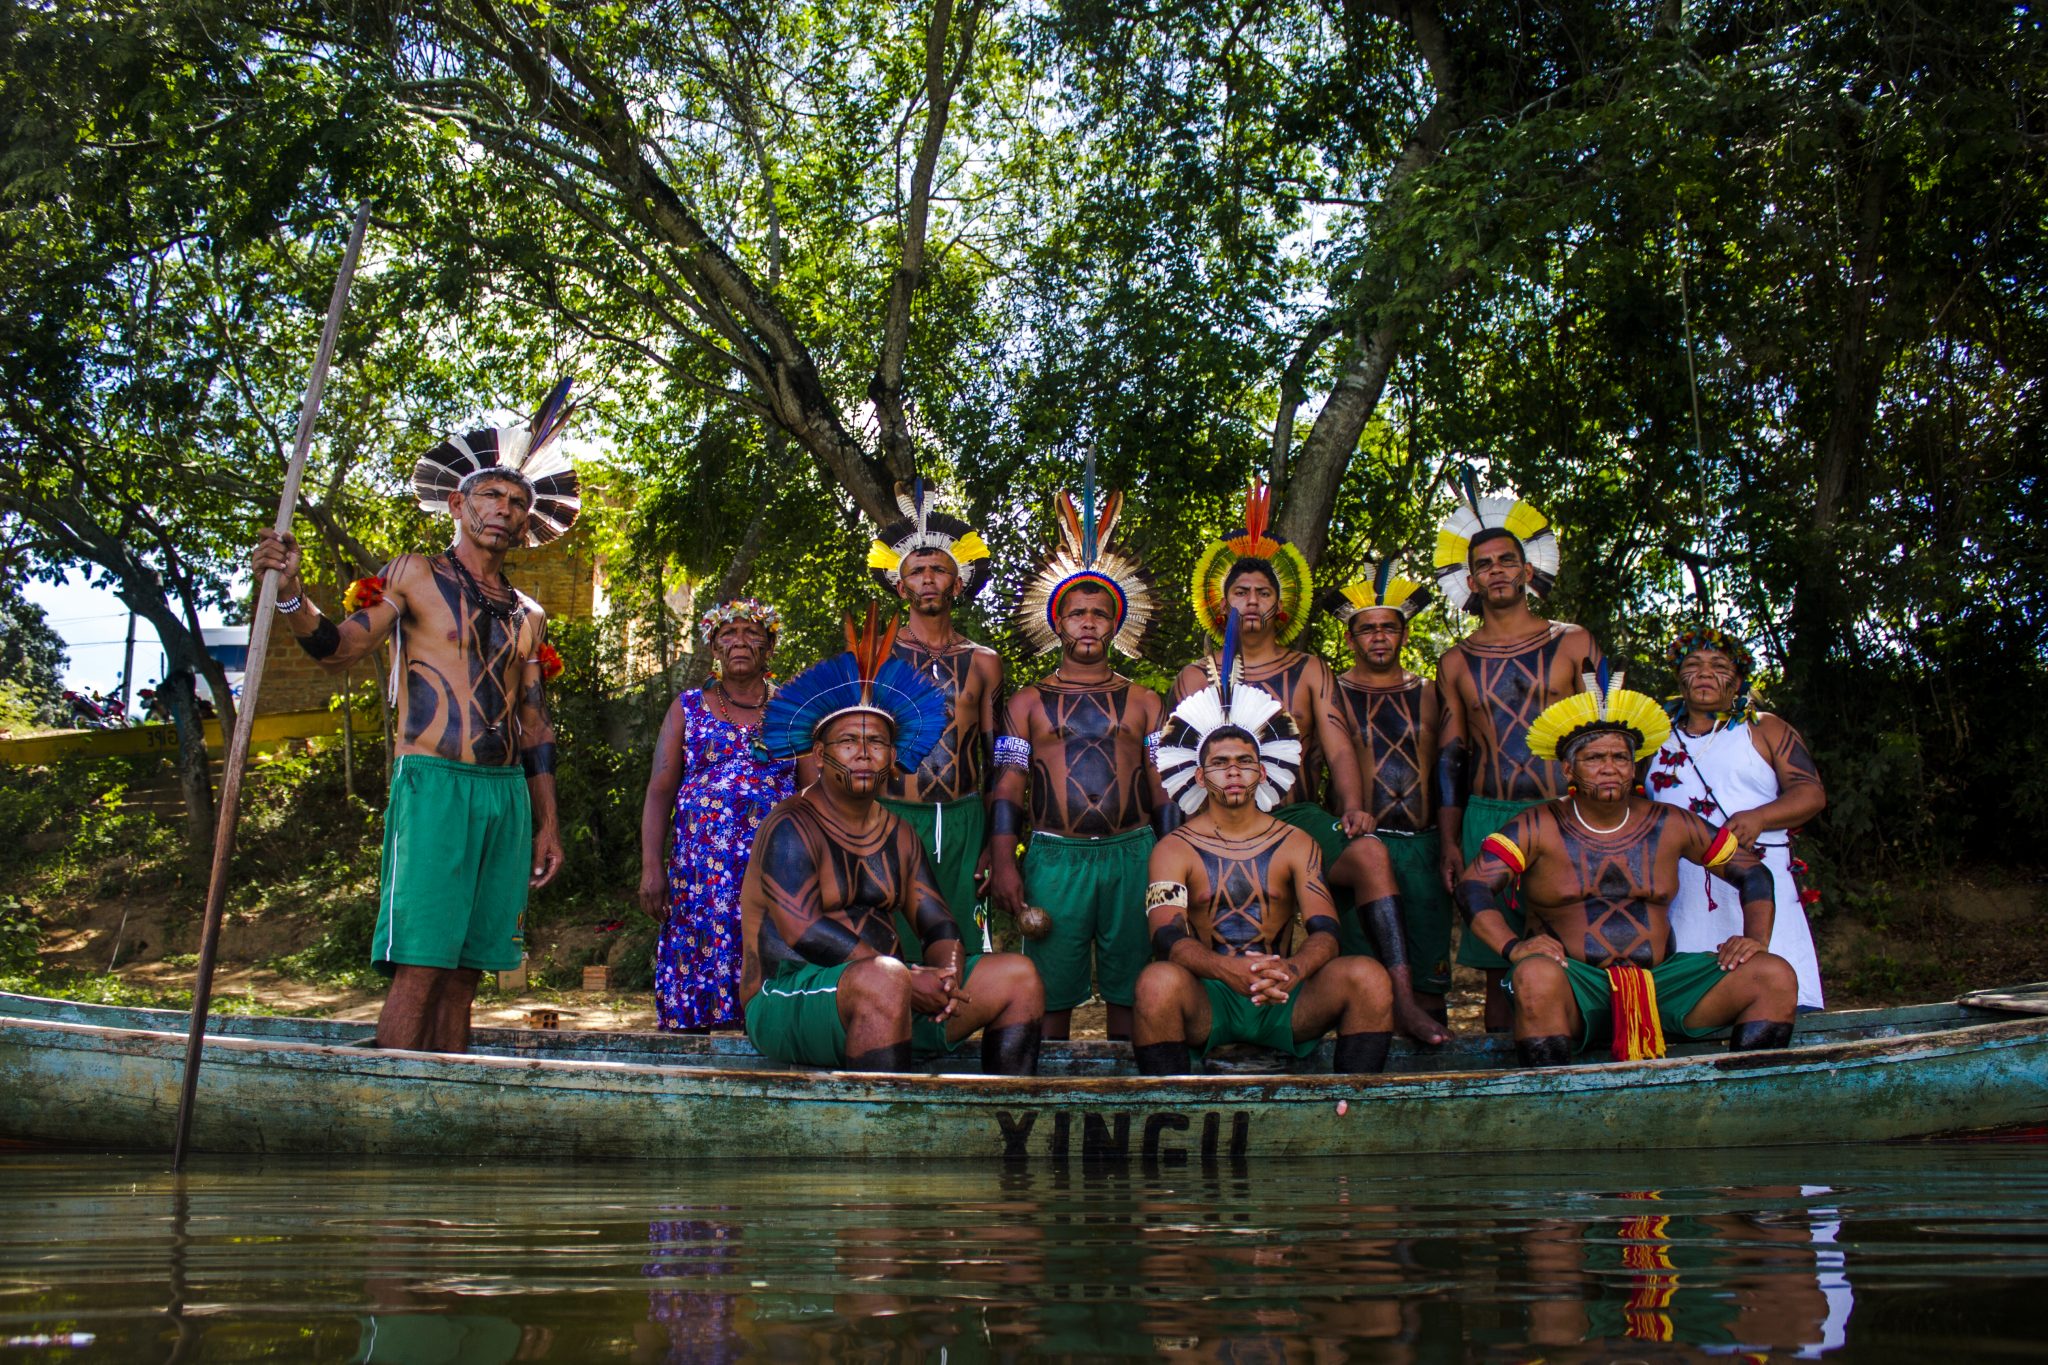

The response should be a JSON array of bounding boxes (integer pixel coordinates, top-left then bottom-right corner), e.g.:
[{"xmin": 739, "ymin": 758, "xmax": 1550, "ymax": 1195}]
[
  {"xmin": 1500, "ymin": 936, "xmax": 1523, "ymax": 959},
  {"xmin": 275, "ymin": 593, "xmax": 304, "ymax": 615}
]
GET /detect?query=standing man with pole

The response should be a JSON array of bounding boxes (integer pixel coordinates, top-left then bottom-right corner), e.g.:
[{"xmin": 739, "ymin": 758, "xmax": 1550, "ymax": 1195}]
[
  {"xmin": 250, "ymin": 382, "xmax": 580, "ymax": 1054},
  {"xmin": 172, "ymin": 204, "xmax": 370, "ymax": 1167}
]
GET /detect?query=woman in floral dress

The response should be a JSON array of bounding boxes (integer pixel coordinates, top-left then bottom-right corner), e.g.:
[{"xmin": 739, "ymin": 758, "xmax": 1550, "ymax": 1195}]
[{"xmin": 638, "ymin": 600, "xmax": 795, "ymax": 1031}]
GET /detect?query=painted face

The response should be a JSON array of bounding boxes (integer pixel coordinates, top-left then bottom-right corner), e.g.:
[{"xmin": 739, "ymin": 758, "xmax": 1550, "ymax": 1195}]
[
  {"xmin": 1566, "ymin": 731, "xmax": 1637, "ymax": 803},
  {"xmin": 713, "ymin": 620, "xmax": 772, "ymax": 679},
  {"xmin": 1347, "ymin": 608, "xmax": 1407, "ymax": 667},
  {"xmin": 1465, "ymin": 537, "xmax": 1533, "ymax": 607},
  {"xmin": 897, "ymin": 550, "xmax": 961, "ymax": 614},
  {"xmin": 1677, "ymin": 648, "xmax": 1742, "ymax": 712},
  {"xmin": 1225, "ymin": 573, "xmax": 1278, "ymax": 633},
  {"xmin": 815, "ymin": 712, "xmax": 897, "ymax": 799},
  {"xmin": 448, "ymin": 476, "xmax": 535, "ymax": 550},
  {"xmin": 1054, "ymin": 587, "xmax": 1117, "ymax": 662},
  {"xmin": 1198, "ymin": 734, "xmax": 1262, "ymax": 810}
]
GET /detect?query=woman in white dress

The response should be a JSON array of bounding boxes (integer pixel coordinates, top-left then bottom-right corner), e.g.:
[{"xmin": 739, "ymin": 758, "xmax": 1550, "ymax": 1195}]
[{"xmin": 1648, "ymin": 627, "xmax": 1829, "ymax": 1010}]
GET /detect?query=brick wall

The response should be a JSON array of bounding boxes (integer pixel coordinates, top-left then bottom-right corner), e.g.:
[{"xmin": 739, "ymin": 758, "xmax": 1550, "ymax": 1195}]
[{"xmin": 255, "ymin": 529, "xmax": 597, "ymax": 716}]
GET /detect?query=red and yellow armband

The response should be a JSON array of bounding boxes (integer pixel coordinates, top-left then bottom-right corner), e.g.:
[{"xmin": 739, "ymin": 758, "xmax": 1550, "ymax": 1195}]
[
  {"xmin": 1480, "ymin": 832, "xmax": 1527, "ymax": 875},
  {"xmin": 1702, "ymin": 828, "xmax": 1737, "ymax": 869}
]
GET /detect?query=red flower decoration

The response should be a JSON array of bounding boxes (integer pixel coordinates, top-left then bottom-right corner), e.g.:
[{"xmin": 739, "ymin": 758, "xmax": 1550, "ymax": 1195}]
[
  {"xmin": 1649, "ymin": 771, "xmax": 1680, "ymax": 791},
  {"xmin": 1799, "ymin": 887, "xmax": 1822, "ymax": 907},
  {"xmin": 343, "ymin": 575, "xmax": 386, "ymax": 615},
  {"xmin": 536, "ymin": 643, "xmax": 564, "ymax": 681}
]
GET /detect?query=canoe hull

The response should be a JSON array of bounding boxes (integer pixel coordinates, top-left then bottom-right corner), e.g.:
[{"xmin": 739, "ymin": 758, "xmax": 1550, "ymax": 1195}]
[{"xmin": 3, "ymin": 1005, "xmax": 2046, "ymax": 1159}]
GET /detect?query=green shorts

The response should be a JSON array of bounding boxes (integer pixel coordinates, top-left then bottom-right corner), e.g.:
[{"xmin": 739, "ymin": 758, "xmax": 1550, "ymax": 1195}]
[
  {"xmin": 1020, "ymin": 826, "xmax": 1155, "ymax": 1010},
  {"xmin": 372, "ymin": 755, "xmax": 530, "ymax": 974},
  {"xmin": 1335, "ymin": 827, "xmax": 1453, "ymax": 994},
  {"xmin": 881, "ymin": 796, "xmax": 987, "ymax": 961},
  {"xmin": 1507, "ymin": 951, "xmax": 1729, "ymax": 1055},
  {"xmin": 1199, "ymin": 976, "xmax": 1319, "ymax": 1060},
  {"xmin": 1454, "ymin": 795, "xmax": 1543, "ymax": 970},
  {"xmin": 744, "ymin": 955, "xmax": 982, "ymax": 1068}
]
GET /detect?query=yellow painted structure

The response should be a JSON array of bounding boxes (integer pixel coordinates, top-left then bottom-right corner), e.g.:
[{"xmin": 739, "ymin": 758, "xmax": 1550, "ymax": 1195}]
[{"xmin": 0, "ymin": 710, "xmax": 376, "ymax": 765}]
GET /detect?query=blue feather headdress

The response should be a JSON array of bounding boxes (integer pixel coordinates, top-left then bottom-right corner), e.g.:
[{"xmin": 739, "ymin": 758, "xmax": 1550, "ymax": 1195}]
[{"xmin": 760, "ymin": 605, "xmax": 948, "ymax": 766}]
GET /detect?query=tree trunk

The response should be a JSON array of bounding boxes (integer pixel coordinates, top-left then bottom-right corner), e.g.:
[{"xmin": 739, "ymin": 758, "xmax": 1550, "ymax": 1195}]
[
  {"xmin": 1275, "ymin": 317, "xmax": 1407, "ymax": 562},
  {"xmin": 1785, "ymin": 157, "xmax": 1889, "ymax": 710},
  {"xmin": 162, "ymin": 670, "xmax": 216, "ymax": 859}
]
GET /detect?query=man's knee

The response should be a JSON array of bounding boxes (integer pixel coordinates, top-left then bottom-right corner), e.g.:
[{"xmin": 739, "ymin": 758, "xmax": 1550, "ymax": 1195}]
[
  {"xmin": 840, "ymin": 957, "xmax": 914, "ymax": 1018},
  {"xmin": 1134, "ymin": 961, "xmax": 1195, "ymax": 1014},
  {"xmin": 979, "ymin": 953, "xmax": 1045, "ymax": 1014},
  {"xmin": 1507, "ymin": 956, "xmax": 1568, "ymax": 1009},
  {"xmin": 1739, "ymin": 951, "xmax": 1798, "ymax": 1008},
  {"xmin": 1331, "ymin": 954, "xmax": 1392, "ymax": 1005}
]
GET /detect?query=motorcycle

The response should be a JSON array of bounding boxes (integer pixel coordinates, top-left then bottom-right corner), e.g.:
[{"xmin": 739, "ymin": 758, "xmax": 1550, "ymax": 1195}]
[{"xmin": 63, "ymin": 689, "xmax": 129, "ymax": 729}]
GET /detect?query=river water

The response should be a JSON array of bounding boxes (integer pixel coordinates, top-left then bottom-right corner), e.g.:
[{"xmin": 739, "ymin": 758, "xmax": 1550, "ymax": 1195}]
[{"xmin": 3, "ymin": 1145, "xmax": 2046, "ymax": 1361}]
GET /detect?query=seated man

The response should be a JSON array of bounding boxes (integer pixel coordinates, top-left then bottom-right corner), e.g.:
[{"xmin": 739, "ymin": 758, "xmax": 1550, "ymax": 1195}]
[
  {"xmin": 739, "ymin": 608, "xmax": 1044, "ymax": 1074},
  {"xmin": 1455, "ymin": 666, "xmax": 1798, "ymax": 1066},
  {"xmin": 1134, "ymin": 612, "xmax": 1394, "ymax": 1076}
]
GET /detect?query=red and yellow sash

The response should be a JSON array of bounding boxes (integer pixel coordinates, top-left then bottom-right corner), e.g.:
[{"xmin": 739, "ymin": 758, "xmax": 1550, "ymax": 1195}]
[{"xmin": 1607, "ymin": 962, "xmax": 1665, "ymax": 1061}]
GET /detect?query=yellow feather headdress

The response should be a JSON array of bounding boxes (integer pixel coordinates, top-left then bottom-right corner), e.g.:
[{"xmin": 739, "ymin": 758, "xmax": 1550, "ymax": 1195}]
[
  {"xmin": 1430, "ymin": 465, "xmax": 1559, "ymax": 615},
  {"xmin": 1526, "ymin": 662, "xmax": 1673, "ymax": 762},
  {"xmin": 867, "ymin": 478, "xmax": 991, "ymax": 601},
  {"xmin": 1321, "ymin": 559, "xmax": 1433, "ymax": 626}
]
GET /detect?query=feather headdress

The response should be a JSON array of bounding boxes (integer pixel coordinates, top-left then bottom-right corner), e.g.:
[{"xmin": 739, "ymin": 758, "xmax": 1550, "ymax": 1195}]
[
  {"xmin": 1191, "ymin": 480, "xmax": 1314, "ymax": 646},
  {"xmin": 759, "ymin": 604, "xmax": 948, "ymax": 765},
  {"xmin": 1666, "ymin": 624, "xmax": 1754, "ymax": 681},
  {"xmin": 1430, "ymin": 464, "xmax": 1559, "ymax": 615},
  {"xmin": 867, "ymin": 479, "xmax": 991, "ymax": 600},
  {"xmin": 1526, "ymin": 660, "xmax": 1672, "ymax": 762},
  {"xmin": 412, "ymin": 378, "xmax": 582, "ymax": 547},
  {"xmin": 1014, "ymin": 454, "xmax": 1156, "ymax": 656},
  {"xmin": 1321, "ymin": 558, "xmax": 1433, "ymax": 626},
  {"xmin": 1154, "ymin": 609, "xmax": 1304, "ymax": 814}
]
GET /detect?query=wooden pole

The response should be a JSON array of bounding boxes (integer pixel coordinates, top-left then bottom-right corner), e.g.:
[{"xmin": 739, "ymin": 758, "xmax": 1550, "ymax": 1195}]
[{"xmin": 172, "ymin": 203, "xmax": 371, "ymax": 1169}]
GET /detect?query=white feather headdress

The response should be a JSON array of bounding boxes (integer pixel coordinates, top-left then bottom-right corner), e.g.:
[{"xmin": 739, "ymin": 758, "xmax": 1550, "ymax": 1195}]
[{"xmin": 1153, "ymin": 609, "xmax": 1303, "ymax": 814}]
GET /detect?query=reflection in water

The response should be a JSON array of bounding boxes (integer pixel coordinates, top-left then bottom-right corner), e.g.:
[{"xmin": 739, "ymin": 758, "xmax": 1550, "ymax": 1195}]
[
  {"xmin": 2, "ymin": 1147, "xmax": 2046, "ymax": 1360},
  {"xmin": 642, "ymin": 1217, "xmax": 741, "ymax": 1364}
]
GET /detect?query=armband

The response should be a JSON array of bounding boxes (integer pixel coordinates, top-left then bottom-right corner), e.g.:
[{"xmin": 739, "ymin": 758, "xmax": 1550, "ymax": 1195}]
[
  {"xmin": 1703, "ymin": 828, "xmax": 1738, "ymax": 868},
  {"xmin": 521, "ymin": 742, "xmax": 558, "ymax": 778},
  {"xmin": 792, "ymin": 917, "xmax": 862, "ymax": 966},
  {"xmin": 296, "ymin": 616, "xmax": 341, "ymax": 661},
  {"xmin": 1479, "ymin": 832, "xmax": 1527, "ymax": 874},
  {"xmin": 991, "ymin": 798, "xmax": 1026, "ymax": 839},
  {"xmin": 1145, "ymin": 881, "xmax": 1188, "ymax": 913},
  {"xmin": 1151, "ymin": 921, "xmax": 1191, "ymax": 959},
  {"xmin": 1304, "ymin": 914, "xmax": 1340, "ymax": 940},
  {"xmin": 1145, "ymin": 732, "xmax": 1162, "ymax": 772},
  {"xmin": 993, "ymin": 735, "xmax": 1031, "ymax": 769},
  {"xmin": 918, "ymin": 917, "xmax": 963, "ymax": 950}
]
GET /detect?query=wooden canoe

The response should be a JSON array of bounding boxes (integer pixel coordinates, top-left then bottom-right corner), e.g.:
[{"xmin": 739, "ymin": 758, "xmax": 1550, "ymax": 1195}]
[{"xmin": 1, "ymin": 989, "xmax": 2044, "ymax": 1160}]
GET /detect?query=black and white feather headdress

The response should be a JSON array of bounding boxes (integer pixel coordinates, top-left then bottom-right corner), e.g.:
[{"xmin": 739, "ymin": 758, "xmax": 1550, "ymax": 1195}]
[{"xmin": 412, "ymin": 379, "xmax": 582, "ymax": 547}]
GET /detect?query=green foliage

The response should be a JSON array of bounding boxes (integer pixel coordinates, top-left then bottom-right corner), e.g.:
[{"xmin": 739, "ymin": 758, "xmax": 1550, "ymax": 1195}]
[
  {"xmin": 542, "ymin": 615, "xmax": 666, "ymax": 904},
  {"xmin": 0, "ymin": 588, "xmax": 68, "ymax": 726}
]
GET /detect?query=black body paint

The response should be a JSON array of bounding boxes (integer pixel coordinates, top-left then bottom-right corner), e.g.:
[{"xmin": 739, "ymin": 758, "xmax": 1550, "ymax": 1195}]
[
  {"xmin": 980, "ymin": 1021, "xmax": 1043, "ymax": 1076},
  {"xmin": 521, "ymin": 740, "xmax": 557, "ymax": 777},
  {"xmin": 1435, "ymin": 736, "xmax": 1469, "ymax": 812},
  {"xmin": 1340, "ymin": 679, "xmax": 1430, "ymax": 831},
  {"xmin": 1517, "ymin": 1035, "xmax": 1572, "ymax": 1066},
  {"xmin": 1356, "ymin": 894, "xmax": 1408, "ymax": 968},
  {"xmin": 1135, "ymin": 1041, "xmax": 1192, "ymax": 1076},
  {"xmin": 1730, "ymin": 1020, "xmax": 1793, "ymax": 1051},
  {"xmin": 1333, "ymin": 1031, "xmax": 1391, "ymax": 1074}
]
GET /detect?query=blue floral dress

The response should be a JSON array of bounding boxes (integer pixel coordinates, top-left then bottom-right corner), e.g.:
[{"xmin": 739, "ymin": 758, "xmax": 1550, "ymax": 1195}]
[{"xmin": 655, "ymin": 689, "xmax": 794, "ymax": 1030}]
